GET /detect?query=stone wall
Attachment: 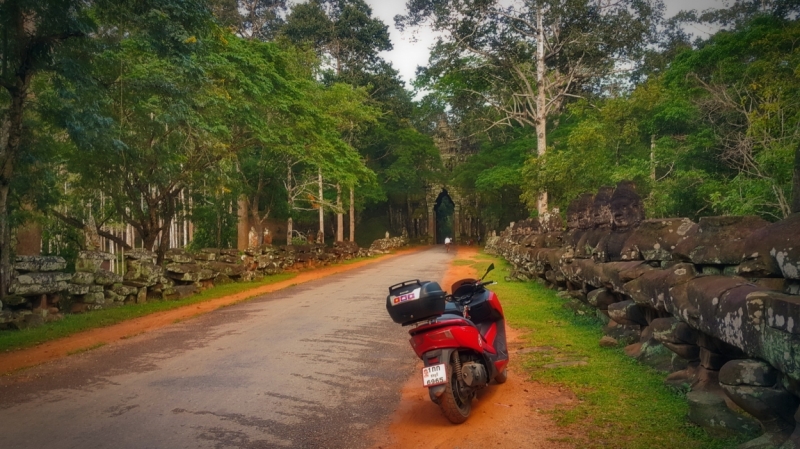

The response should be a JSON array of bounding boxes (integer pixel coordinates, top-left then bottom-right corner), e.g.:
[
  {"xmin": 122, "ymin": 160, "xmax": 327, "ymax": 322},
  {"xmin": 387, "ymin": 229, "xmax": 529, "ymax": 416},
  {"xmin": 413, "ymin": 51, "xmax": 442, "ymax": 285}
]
[
  {"xmin": 1, "ymin": 240, "xmax": 378, "ymax": 331},
  {"xmin": 369, "ymin": 235, "xmax": 410, "ymax": 253},
  {"xmin": 486, "ymin": 182, "xmax": 800, "ymax": 448}
]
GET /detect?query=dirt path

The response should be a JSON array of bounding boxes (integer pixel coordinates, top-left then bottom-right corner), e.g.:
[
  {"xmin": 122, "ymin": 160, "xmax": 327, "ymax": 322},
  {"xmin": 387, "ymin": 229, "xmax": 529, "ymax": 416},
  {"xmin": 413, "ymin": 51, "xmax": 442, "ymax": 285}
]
[
  {"xmin": 0, "ymin": 248, "xmax": 423, "ymax": 376},
  {"xmin": 370, "ymin": 246, "xmax": 578, "ymax": 449}
]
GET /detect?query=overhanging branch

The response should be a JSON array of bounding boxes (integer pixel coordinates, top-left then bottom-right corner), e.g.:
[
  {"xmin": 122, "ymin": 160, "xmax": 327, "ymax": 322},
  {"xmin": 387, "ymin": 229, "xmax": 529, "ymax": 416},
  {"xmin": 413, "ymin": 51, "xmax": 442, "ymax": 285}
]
[{"xmin": 51, "ymin": 209, "xmax": 133, "ymax": 250}]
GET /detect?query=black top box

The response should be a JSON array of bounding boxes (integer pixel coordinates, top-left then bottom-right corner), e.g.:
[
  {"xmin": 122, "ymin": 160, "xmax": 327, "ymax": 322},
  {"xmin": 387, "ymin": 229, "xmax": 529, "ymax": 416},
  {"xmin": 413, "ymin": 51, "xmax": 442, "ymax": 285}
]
[{"xmin": 386, "ymin": 280, "xmax": 446, "ymax": 325}]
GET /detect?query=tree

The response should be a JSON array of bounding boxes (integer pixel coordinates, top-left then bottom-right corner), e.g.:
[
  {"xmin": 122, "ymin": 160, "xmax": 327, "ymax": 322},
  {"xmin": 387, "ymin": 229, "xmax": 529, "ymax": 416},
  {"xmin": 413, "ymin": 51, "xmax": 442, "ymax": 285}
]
[
  {"xmin": 521, "ymin": 76, "xmax": 712, "ymax": 219},
  {"xmin": 0, "ymin": 0, "xmax": 92, "ymax": 297},
  {"xmin": 680, "ymin": 0, "xmax": 800, "ymax": 30},
  {"xmin": 282, "ymin": 0, "xmax": 392, "ymax": 83},
  {"xmin": 400, "ymin": 0, "xmax": 664, "ymax": 214},
  {"xmin": 793, "ymin": 140, "xmax": 800, "ymax": 214},
  {"xmin": 262, "ymin": 79, "xmax": 377, "ymax": 245},
  {"xmin": 450, "ymin": 126, "xmax": 529, "ymax": 231},
  {"xmin": 210, "ymin": 0, "xmax": 287, "ymax": 41},
  {"xmin": 664, "ymin": 16, "xmax": 800, "ymax": 219},
  {"xmin": 46, "ymin": 18, "xmax": 304, "ymax": 261},
  {"xmin": 282, "ymin": 0, "xmax": 394, "ymax": 241}
]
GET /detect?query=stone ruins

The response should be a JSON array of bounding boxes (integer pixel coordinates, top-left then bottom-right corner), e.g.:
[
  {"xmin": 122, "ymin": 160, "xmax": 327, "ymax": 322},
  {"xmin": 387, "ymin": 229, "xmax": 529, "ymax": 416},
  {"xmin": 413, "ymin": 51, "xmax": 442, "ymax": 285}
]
[
  {"xmin": 486, "ymin": 181, "xmax": 800, "ymax": 448},
  {"xmin": 1, "ymin": 236, "xmax": 408, "ymax": 331}
]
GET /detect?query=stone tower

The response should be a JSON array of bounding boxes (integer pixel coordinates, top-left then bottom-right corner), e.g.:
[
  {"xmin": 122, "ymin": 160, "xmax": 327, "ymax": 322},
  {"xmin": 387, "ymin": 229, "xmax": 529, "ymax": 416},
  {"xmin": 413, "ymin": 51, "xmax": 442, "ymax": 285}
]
[{"xmin": 425, "ymin": 118, "xmax": 482, "ymax": 244}]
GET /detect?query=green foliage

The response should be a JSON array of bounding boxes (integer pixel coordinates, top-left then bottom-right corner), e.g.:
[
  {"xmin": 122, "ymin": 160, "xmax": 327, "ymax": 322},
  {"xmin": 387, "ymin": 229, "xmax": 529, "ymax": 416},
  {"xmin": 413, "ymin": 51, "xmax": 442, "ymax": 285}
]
[
  {"xmin": 7, "ymin": 0, "xmax": 798, "ymax": 287},
  {"xmin": 38, "ymin": 3, "xmax": 237, "ymax": 254},
  {"xmin": 187, "ymin": 192, "xmax": 238, "ymax": 250},
  {"xmin": 290, "ymin": 236, "xmax": 308, "ymax": 246},
  {"xmin": 209, "ymin": 0, "xmax": 286, "ymax": 40},
  {"xmin": 282, "ymin": 0, "xmax": 442, "ymax": 236},
  {"xmin": 451, "ymin": 128, "xmax": 530, "ymax": 230},
  {"xmin": 512, "ymin": 15, "xmax": 800, "ymax": 221},
  {"xmin": 353, "ymin": 215, "xmax": 389, "ymax": 247},
  {"xmin": 281, "ymin": 0, "xmax": 392, "ymax": 83},
  {"xmin": 663, "ymin": 16, "xmax": 800, "ymax": 219}
]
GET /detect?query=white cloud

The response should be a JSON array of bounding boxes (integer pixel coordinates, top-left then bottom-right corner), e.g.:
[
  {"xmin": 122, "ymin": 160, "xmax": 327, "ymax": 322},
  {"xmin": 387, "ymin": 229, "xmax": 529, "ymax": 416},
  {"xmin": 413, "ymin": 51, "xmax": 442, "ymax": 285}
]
[{"xmin": 366, "ymin": 1, "xmax": 439, "ymax": 88}]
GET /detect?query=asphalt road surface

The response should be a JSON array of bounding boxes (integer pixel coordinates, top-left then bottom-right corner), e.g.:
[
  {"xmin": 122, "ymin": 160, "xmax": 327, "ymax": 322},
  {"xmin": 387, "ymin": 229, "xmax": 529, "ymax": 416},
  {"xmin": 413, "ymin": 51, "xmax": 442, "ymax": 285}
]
[{"xmin": 0, "ymin": 248, "xmax": 453, "ymax": 449}]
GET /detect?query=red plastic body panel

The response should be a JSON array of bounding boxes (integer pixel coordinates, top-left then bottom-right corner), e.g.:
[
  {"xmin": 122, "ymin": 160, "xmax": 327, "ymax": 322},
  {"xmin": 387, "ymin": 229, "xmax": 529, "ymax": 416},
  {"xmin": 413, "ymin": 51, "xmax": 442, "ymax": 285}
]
[
  {"xmin": 486, "ymin": 290, "xmax": 504, "ymax": 318},
  {"xmin": 409, "ymin": 324, "xmax": 481, "ymax": 358},
  {"xmin": 494, "ymin": 358, "xmax": 509, "ymax": 374},
  {"xmin": 407, "ymin": 279, "xmax": 509, "ymax": 377}
]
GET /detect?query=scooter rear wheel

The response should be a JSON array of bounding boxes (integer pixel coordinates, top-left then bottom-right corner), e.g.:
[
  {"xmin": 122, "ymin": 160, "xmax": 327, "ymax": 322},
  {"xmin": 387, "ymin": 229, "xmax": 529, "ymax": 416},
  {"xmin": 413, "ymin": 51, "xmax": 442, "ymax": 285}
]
[{"xmin": 439, "ymin": 356, "xmax": 471, "ymax": 424}]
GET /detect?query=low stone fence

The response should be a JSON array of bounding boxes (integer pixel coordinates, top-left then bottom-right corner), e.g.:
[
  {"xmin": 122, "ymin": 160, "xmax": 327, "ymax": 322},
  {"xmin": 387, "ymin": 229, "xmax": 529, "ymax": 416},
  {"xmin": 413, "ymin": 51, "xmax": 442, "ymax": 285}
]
[
  {"xmin": 486, "ymin": 182, "xmax": 800, "ymax": 448},
  {"xmin": 369, "ymin": 236, "xmax": 409, "ymax": 253},
  {"xmin": 1, "ymin": 240, "xmax": 378, "ymax": 331}
]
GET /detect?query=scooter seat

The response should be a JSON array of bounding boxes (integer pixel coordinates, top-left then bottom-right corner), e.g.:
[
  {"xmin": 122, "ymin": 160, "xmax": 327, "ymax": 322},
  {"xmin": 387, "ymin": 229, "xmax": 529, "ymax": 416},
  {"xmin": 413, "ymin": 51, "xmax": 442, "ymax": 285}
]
[
  {"xmin": 444, "ymin": 301, "xmax": 460, "ymax": 314},
  {"xmin": 437, "ymin": 313, "xmax": 475, "ymax": 325}
]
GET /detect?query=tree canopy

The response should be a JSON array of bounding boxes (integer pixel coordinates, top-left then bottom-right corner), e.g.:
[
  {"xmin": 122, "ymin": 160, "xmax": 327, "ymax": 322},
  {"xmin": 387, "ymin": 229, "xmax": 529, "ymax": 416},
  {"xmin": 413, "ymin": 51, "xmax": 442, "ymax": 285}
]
[{"xmin": 1, "ymin": 0, "xmax": 799, "ymax": 295}]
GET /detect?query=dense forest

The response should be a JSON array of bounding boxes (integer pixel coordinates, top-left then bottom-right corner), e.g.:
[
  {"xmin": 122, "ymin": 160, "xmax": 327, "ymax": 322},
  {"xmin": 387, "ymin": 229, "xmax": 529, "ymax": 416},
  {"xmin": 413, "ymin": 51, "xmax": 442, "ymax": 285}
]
[{"xmin": 1, "ymin": 0, "xmax": 799, "ymax": 299}]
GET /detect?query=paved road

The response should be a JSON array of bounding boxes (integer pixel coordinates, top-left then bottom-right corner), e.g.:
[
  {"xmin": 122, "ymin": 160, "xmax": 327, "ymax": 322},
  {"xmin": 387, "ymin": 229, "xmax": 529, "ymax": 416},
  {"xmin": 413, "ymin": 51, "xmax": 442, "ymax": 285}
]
[{"xmin": 0, "ymin": 248, "xmax": 452, "ymax": 449}]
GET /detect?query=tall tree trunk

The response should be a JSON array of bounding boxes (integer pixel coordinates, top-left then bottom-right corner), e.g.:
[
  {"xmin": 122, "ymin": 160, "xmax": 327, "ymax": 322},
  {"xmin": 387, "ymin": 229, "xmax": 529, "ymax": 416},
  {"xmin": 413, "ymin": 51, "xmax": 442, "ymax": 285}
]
[
  {"xmin": 336, "ymin": 183, "xmax": 343, "ymax": 242},
  {"xmin": 388, "ymin": 203, "xmax": 393, "ymax": 236},
  {"xmin": 157, "ymin": 226, "xmax": 170, "ymax": 265},
  {"xmin": 406, "ymin": 195, "xmax": 412, "ymax": 237},
  {"xmin": 287, "ymin": 164, "xmax": 293, "ymax": 245},
  {"xmin": 0, "ymin": 183, "xmax": 10, "ymax": 300},
  {"xmin": 349, "ymin": 187, "xmax": 355, "ymax": 243},
  {"xmin": 237, "ymin": 195, "xmax": 249, "ymax": 250},
  {"xmin": 650, "ymin": 134, "xmax": 657, "ymax": 182},
  {"xmin": 216, "ymin": 208, "xmax": 222, "ymax": 248},
  {"xmin": 793, "ymin": 143, "xmax": 800, "ymax": 214},
  {"xmin": 0, "ymin": 74, "xmax": 31, "ymax": 299},
  {"xmin": 142, "ymin": 227, "xmax": 159, "ymax": 256},
  {"xmin": 535, "ymin": 6, "xmax": 548, "ymax": 215},
  {"xmin": 318, "ymin": 168, "xmax": 324, "ymax": 244}
]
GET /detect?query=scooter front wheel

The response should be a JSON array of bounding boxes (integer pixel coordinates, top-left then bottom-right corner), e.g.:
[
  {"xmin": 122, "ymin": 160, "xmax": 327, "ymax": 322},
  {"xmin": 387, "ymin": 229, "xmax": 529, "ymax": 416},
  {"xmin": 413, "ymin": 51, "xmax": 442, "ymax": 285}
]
[{"xmin": 439, "ymin": 357, "xmax": 472, "ymax": 424}]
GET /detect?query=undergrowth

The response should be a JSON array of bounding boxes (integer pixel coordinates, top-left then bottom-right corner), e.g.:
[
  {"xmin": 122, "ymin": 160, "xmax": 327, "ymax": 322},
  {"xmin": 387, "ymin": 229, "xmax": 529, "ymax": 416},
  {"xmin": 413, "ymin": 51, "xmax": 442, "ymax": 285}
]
[{"xmin": 463, "ymin": 254, "xmax": 742, "ymax": 449}]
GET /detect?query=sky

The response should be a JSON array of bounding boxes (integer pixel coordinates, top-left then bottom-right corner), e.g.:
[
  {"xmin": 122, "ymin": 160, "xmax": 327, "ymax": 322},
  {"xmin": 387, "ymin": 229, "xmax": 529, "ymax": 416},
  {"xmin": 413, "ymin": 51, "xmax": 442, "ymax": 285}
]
[{"xmin": 365, "ymin": 0, "xmax": 721, "ymax": 88}]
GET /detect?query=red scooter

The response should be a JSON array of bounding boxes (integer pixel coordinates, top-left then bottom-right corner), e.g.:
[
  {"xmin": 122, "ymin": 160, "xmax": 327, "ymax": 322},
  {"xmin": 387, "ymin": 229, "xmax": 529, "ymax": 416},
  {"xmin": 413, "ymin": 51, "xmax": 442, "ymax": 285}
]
[{"xmin": 386, "ymin": 264, "xmax": 509, "ymax": 423}]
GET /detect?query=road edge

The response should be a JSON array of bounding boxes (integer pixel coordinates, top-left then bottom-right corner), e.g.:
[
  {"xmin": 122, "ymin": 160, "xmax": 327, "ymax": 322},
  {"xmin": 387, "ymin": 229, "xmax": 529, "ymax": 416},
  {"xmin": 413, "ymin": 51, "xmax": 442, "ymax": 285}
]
[{"xmin": 0, "ymin": 246, "xmax": 427, "ymax": 375}]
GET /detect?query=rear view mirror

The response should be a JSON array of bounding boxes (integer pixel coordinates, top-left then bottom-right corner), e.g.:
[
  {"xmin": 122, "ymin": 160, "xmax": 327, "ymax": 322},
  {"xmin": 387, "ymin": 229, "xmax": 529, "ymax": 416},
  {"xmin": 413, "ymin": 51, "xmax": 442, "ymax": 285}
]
[{"xmin": 481, "ymin": 263, "xmax": 495, "ymax": 281}]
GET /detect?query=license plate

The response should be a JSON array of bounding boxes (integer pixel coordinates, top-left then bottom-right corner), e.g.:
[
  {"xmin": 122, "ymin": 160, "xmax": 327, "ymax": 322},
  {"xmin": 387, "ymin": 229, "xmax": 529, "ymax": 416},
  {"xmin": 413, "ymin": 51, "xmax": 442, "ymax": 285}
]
[{"xmin": 422, "ymin": 363, "xmax": 447, "ymax": 387}]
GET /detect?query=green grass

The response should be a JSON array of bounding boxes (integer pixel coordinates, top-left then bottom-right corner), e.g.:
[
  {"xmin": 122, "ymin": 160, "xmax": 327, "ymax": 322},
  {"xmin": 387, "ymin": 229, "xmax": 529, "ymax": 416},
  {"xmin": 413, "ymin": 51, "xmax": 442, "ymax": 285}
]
[
  {"xmin": 461, "ymin": 254, "xmax": 742, "ymax": 449},
  {"xmin": 0, "ymin": 272, "xmax": 296, "ymax": 354}
]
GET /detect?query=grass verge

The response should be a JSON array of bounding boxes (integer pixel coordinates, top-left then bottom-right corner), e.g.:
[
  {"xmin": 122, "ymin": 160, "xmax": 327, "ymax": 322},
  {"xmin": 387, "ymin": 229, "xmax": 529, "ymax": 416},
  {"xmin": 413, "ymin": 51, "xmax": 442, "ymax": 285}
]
[
  {"xmin": 463, "ymin": 253, "xmax": 742, "ymax": 449},
  {"xmin": 0, "ymin": 272, "xmax": 296, "ymax": 353}
]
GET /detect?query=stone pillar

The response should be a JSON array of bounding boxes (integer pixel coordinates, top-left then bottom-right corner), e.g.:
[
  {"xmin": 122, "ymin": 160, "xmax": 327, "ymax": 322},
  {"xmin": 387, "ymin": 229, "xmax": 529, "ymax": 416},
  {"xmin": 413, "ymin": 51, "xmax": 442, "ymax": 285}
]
[
  {"xmin": 454, "ymin": 204, "xmax": 461, "ymax": 243},
  {"xmin": 719, "ymin": 359, "xmax": 799, "ymax": 448}
]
